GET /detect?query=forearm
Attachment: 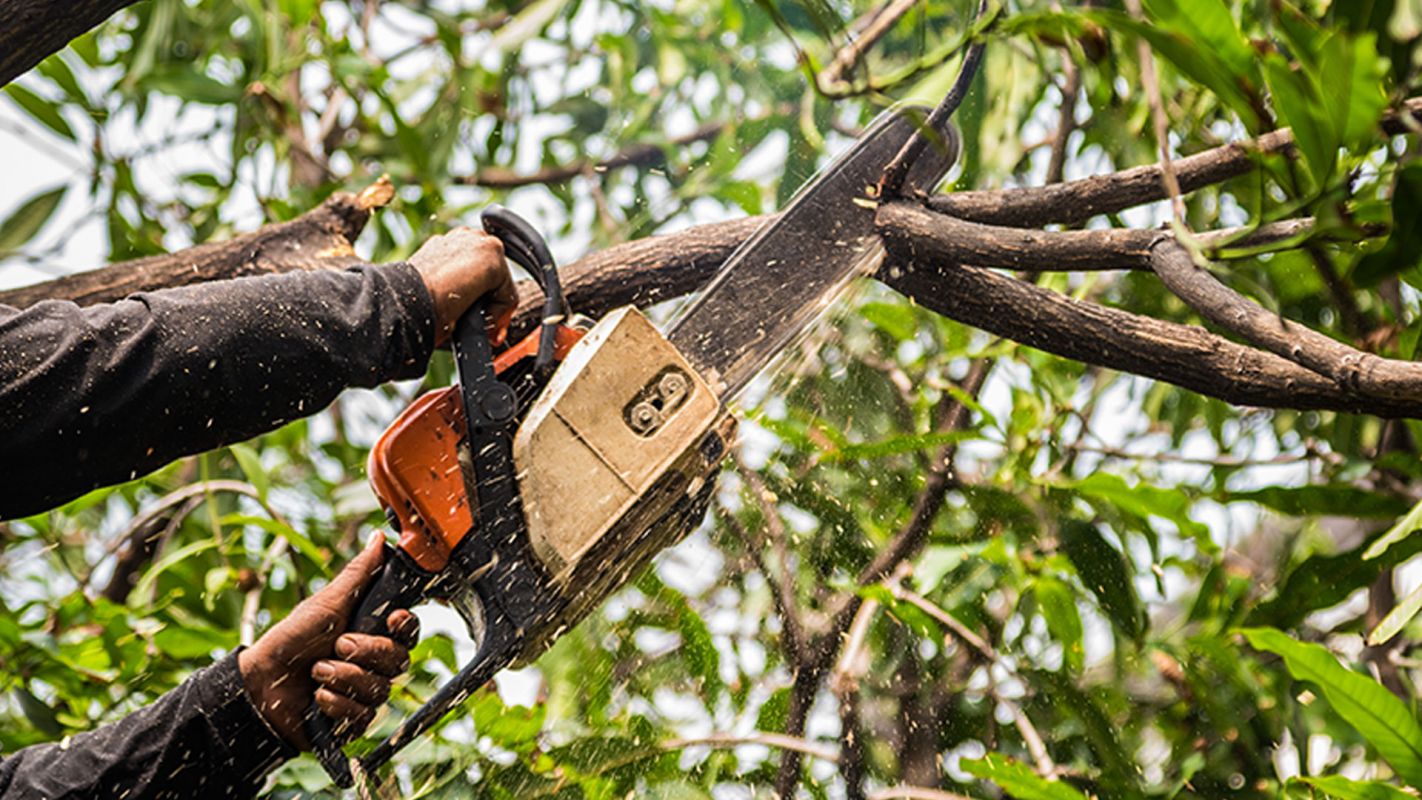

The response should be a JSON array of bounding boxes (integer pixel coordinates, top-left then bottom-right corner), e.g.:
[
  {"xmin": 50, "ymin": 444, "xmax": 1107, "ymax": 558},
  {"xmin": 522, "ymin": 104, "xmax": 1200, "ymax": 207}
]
[
  {"xmin": 0, "ymin": 652, "xmax": 295, "ymax": 798},
  {"xmin": 0, "ymin": 263, "xmax": 435, "ymax": 519}
]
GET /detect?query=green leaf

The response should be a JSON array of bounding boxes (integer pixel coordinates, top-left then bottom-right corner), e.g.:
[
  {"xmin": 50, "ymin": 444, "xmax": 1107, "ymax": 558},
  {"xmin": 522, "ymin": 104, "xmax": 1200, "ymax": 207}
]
[
  {"xmin": 1229, "ymin": 485, "xmax": 1411, "ymax": 518},
  {"xmin": 1241, "ymin": 627, "xmax": 1422, "ymax": 788},
  {"xmin": 859, "ymin": 301, "xmax": 920, "ymax": 341},
  {"xmin": 1356, "ymin": 163, "xmax": 1422, "ymax": 286},
  {"xmin": 1060, "ymin": 520, "xmax": 1145, "ymax": 641},
  {"xmin": 133, "ymin": 539, "xmax": 221, "ymax": 600},
  {"xmin": 1247, "ymin": 527, "xmax": 1422, "ymax": 629},
  {"xmin": 962, "ymin": 753, "xmax": 1089, "ymax": 800},
  {"xmin": 221, "ymin": 514, "xmax": 329, "ymax": 574},
  {"xmin": 0, "ymin": 186, "xmax": 66, "ymax": 254},
  {"xmin": 1068, "ymin": 473, "xmax": 1209, "ymax": 545},
  {"xmin": 4, "ymin": 85, "xmax": 76, "ymax": 141},
  {"xmin": 1091, "ymin": 9, "xmax": 1263, "ymax": 131},
  {"xmin": 1035, "ymin": 577, "xmax": 1084, "ymax": 673},
  {"xmin": 1363, "ymin": 496, "xmax": 1422, "ymax": 562},
  {"xmin": 229, "ymin": 444, "xmax": 269, "ymax": 503},
  {"xmin": 1318, "ymin": 32, "xmax": 1390, "ymax": 150},
  {"xmin": 1369, "ymin": 580, "xmax": 1422, "ymax": 646},
  {"xmin": 1263, "ymin": 53, "xmax": 1337, "ymax": 183},
  {"xmin": 1289, "ymin": 775, "xmax": 1416, "ymax": 800},
  {"xmin": 756, "ymin": 686, "xmax": 791, "ymax": 731},
  {"xmin": 1142, "ymin": 0, "xmax": 1256, "ymax": 77},
  {"xmin": 153, "ymin": 623, "xmax": 237, "ymax": 659},
  {"xmin": 15, "ymin": 687, "xmax": 63, "ymax": 737}
]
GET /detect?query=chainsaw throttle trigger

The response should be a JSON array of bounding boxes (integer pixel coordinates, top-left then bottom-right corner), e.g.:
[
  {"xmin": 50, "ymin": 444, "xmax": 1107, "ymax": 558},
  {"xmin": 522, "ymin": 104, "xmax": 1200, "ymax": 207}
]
[{"xmin": 480, "ymin": 205, "xmax": 565, "ymax": 378}]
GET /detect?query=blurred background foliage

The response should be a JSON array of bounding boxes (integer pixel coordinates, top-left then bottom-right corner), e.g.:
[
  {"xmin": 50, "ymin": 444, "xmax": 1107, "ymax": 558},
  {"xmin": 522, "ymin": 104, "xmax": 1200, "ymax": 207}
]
[{"xmin": 6, "ymin": 0, "xmax": 1422, "ymax": 798}]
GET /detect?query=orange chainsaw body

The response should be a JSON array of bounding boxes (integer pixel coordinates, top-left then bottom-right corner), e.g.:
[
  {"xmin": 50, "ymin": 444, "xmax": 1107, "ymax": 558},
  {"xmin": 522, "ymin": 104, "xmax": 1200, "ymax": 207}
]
[{"xmin": 367, "ymin": 325, "xmax": 585, "ymax": 573}]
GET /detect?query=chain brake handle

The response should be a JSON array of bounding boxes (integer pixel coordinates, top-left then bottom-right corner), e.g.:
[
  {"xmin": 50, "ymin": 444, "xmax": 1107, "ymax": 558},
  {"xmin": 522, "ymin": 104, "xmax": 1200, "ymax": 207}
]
[{"xmin": 480, "ymin": 205, "xmax": 566, "ymax": 378}]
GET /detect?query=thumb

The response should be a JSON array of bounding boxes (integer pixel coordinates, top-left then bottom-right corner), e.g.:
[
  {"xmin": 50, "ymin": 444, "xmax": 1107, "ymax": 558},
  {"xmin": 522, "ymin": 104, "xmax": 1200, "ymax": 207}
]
[{"xmin": 315, "ymin": 532, "xmax": 387, "ymax": 615}]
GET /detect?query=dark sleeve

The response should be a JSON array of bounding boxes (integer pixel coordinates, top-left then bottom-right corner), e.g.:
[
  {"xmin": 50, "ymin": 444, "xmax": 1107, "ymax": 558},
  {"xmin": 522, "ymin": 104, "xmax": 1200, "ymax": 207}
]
[
  {"xmin": 0, "ymin": 651, "xmax": 297, "ymax": 800},
  {"xmin": 0, "ymin": 263, "xmax": 436, "ymax": 519}
]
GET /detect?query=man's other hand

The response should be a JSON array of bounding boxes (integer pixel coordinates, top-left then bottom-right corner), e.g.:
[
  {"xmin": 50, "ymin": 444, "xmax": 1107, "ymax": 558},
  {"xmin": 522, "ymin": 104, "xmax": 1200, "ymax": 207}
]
[
  {"xmin": 409, "ymin": 227, "xmax": 518, "ymax": 346},
  {"xmin": 238, "ymin": 533, "xmax": 420, "ymax": 749}
]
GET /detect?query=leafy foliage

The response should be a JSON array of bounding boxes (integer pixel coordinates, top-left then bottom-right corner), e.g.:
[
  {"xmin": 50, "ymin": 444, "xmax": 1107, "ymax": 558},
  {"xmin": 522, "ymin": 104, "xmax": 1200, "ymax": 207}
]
[{"xmin": 4, "ymin": 0, "xmax": 1422, "ymax": 798}]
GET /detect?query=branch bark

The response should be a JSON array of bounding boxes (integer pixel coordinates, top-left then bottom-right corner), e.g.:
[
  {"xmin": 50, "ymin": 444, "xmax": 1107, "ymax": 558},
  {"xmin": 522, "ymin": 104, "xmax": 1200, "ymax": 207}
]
[
  {"xmin": 0, "ymin": 179, "xmax": 395, "ymax": 309},
  {"xmin": 878, "ymin": 202, "xmax": 1325, "ymax": 272},
  {"xmin": 1149, "ymin": 240, "xmax": 1422, "ymax": 403},
  {"xmin": 0, "ymin": 0, "xmax": 141, "ymax": 87},
  {"xmin": 876, "ymin": 209, "xmax": 1422, "ymax": 418}
]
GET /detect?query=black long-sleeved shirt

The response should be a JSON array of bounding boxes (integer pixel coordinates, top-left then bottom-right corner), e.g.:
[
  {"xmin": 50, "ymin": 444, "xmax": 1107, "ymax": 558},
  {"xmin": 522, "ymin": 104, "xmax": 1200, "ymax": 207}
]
[
  {"xmin": 0, "ymin": 264, "xmax": 437, "ymax": 797},
  {"xmin": 0, "ymin": 653, "xmax": 296, "ymax": 799},
  {"xmin": 0, "ymin": 263, "xmax": 435, "ymax": 519}
]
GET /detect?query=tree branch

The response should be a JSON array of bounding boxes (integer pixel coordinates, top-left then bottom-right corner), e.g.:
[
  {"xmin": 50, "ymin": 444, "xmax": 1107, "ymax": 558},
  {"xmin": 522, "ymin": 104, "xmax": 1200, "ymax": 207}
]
[
  {"xmin": 877, "ymin": 211, "xmax": 1422, "ymax": 418},
  {"xmin": 0, "ymin": 0, "xmax": 141, "ymax": 87},
  {"xmin": 817, "ymin": 0, "xmax": 920, "ymax": 96},
  {"xmin": 0, "ymin": 179, "xmax": 395, "ymax": 309},
  {"xmin": 930, "ymin": 97, "xmax": 1422, "ymax": 229},
  {"xmin": 1149, "ymin": 239, "xmax": 1422, "ymax": 403}
]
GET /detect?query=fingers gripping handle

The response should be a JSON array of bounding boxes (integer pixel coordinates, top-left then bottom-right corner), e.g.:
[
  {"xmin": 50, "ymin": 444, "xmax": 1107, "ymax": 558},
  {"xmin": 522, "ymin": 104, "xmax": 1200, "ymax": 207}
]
[{"xmin": 305, "ymin": 546, "xmax": 432, "ymax": 788}]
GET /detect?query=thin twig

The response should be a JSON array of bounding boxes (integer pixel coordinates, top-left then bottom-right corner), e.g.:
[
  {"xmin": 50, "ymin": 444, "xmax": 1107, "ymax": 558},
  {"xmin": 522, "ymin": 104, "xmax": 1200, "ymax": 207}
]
[
  {"xmin": 665, "ymin": 732, "xmax": 841, "ymax": 764},
  {"xmin": 1045, "ymin": 57, "xmax": 1080, "ymax": 186},
  {"xmin": 1125, "ymin": 0, "xmax": 1187, "ymax": 225},
  {"xmin": 817, "ymin": 0, "xmax": 920, "ymax": 96},
  {"xmin": 889, "ymin": 584, "xmax": 1054, "ymax": 776}
]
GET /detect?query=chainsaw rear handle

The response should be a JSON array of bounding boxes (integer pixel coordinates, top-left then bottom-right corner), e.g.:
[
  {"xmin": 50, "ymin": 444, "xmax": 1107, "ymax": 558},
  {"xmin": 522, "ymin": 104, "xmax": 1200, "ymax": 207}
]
[
  {"xmin": 306, "ymin": 292, "xmax": 508, "ymax": 789},
  {"xmin": 303, "ymin": 545, "xmax": 434, "ymax": 788},
  {"xmin": 480, "ymin": 205, "xmax": 565, "ymax": 377}
]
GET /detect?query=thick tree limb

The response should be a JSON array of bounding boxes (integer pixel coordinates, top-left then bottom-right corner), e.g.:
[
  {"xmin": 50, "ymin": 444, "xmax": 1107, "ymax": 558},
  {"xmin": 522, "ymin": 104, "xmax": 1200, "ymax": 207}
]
[
  {"xmin": 0, "ymin": 180, "xmax": 395, "ymax": 309},
  {"xmin": 1149, "ymin": 240, "xmax": 1422, "ymax": 402},
  {"xmin": 929, "ymin": 127, "xmax": 1294, "ymax": 227},
  {"xmin": 0, "ymin": 0, "xmax": 140, "ymax": 87},
  {"xmin": 878, "ymin": 202, "xmax": 1319, "ymax": 272},
  {"xmin": 877, "ymin": 222, "xmax": 1422, "ymax": 417}
]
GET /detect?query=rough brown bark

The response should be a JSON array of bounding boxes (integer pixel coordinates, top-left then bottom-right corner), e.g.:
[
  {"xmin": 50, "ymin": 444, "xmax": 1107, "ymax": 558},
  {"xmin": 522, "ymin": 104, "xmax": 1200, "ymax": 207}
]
[
  {"xmin": 876, "ymin": 226, "xmax": 1422, "ymax": 417},
  {"xmin": 1149, "ymin": 239, "xmax": 1422, "ymax": 402},
  {"xmin": 929, "ymin": 97, "xmax": 1422, "ymax": 228},
  {"xmin": 877, "ymin": 202, "xmax": 1321, "ymax": 272},
  {"xmin": 0, "ymin": 0, "xmax": 142, "ymax": 87},
  {"xmin": 0, "ymin": 180, "xmax": 395, "ymax": 309}
]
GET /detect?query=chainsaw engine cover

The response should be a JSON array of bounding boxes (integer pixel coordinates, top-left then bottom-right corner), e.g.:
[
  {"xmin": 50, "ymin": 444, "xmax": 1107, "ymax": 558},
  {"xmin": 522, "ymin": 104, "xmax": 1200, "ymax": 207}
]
[{"xmin": 511, "ymin": 306, "xmax": 735, "ymax": 661}]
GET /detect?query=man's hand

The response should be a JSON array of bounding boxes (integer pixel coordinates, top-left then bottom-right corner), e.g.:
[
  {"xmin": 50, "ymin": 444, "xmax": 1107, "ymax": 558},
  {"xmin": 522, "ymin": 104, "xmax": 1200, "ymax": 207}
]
[
  {"xmin": 238, "ymin": 533, "xmax": 420, "ymax": 749},
  {"xmin": 409, "ymin": 227, "xmax": 518, "ymax": 346}
]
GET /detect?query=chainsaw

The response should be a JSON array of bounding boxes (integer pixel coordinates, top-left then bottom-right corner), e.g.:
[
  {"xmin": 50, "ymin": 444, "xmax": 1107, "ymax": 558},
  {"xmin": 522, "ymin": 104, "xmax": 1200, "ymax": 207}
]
[{"xmin": 304, "ymin": 105, "xmax": 960, "ymax": 787}]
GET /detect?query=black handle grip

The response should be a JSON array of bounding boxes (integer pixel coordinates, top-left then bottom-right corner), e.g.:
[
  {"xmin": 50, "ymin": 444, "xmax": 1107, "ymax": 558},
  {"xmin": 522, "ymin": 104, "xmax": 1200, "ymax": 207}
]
[
  {"xmin": 305, "ymin": 546, "xmax": 433, "ymax": 788},
  {"xmin": 480, "ymin": 205, "xmax": 565, "ymax": 377}
]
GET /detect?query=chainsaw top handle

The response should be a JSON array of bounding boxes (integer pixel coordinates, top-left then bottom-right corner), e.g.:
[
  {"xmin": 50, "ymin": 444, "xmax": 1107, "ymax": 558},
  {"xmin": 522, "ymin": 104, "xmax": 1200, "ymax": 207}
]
[{"xmin": 480, "ymin": 205, "xmax": 566, "ymax": 378}]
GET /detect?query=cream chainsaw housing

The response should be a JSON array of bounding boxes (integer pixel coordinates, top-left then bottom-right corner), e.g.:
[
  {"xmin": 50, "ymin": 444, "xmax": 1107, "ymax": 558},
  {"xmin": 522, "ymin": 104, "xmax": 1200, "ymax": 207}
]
[{"xmin": 511, "ymin": 306, "xmax": 735, "ymax": 654}]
